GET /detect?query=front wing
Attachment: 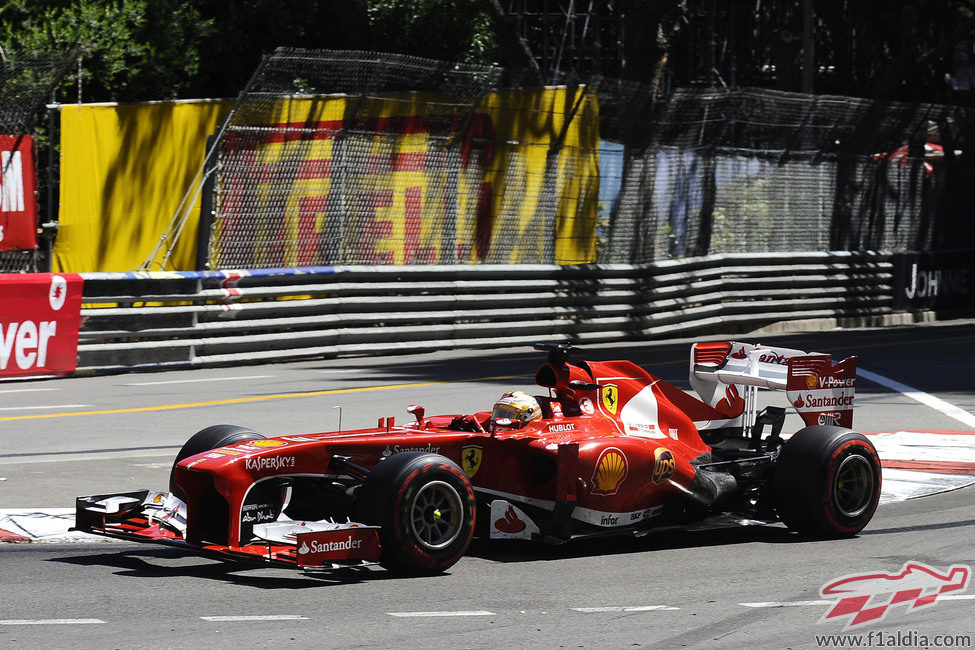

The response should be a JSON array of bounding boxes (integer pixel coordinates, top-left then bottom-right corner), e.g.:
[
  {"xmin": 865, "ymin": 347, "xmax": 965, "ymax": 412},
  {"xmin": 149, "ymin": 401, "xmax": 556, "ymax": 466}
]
[{"xmin": 74, "ymin": 490, "xmax": 381, "ymax": 570}]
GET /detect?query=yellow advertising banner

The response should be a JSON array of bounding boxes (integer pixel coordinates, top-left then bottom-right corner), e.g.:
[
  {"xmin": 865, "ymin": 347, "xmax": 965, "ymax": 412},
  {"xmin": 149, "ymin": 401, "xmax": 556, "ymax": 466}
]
[
  {"xmin": 213, "ymin": 87, "xmax": 599, "ymax": 267},
  {"xmin": 53, "ymin": 99, "xmax": 232, "ymax": 272},
  {"xmin": 54, "ymin": 88, "xmax": 598, "ymax": 272}
]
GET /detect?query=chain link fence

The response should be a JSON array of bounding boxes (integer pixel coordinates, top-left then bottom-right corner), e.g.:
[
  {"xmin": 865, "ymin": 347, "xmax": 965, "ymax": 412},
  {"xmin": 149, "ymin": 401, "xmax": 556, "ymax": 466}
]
[
  {"xmin": 155, "ymin": 48, "xmax": 974, "ymax": 270},
  {"xmin": 0, "ymin": 48, "xmax": 78, "ymax": 272},
  {"xmin": 599, "ymin": 88, "xmax": 970, "ymax": 263}
]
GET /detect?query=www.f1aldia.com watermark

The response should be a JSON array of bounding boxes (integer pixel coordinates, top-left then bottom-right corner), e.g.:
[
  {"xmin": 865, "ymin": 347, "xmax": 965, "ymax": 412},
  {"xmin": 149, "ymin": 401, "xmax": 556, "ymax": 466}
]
[
  {"xmin": 818, "ymin": 561, "xmax": 971, "ymax": 628},
  {"xmin": 815, "ymin": 629, "xmax": 973, "ymax": 648}
]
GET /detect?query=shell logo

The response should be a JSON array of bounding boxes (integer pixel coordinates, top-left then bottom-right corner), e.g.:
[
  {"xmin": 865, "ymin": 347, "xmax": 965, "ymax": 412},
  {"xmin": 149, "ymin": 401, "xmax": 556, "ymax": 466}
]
[
  {"xmin": 806, "ymin": 373, "xmax": 819, "ymax": 389},
  {"xmin": 591, "ymin": 447, "xmax": 628, "ymax": 495},
  {"xmin": 251, "ymin": 439, "xmax": 286, "ymax": 448}
]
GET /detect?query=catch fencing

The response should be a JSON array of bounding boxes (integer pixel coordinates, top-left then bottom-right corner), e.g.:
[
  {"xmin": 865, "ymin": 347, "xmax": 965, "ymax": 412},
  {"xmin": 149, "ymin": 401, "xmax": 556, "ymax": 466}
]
[
  {"xmin": 78, "ymin": 252, "xmax": 896, "ymax": 372},
  {"xmin": 149, "ymin": 48, "xmax": 975, "ymax": 273},
  {"xmin": 0, "ymin": 48, "xmax": 78, "ymax": 272}
]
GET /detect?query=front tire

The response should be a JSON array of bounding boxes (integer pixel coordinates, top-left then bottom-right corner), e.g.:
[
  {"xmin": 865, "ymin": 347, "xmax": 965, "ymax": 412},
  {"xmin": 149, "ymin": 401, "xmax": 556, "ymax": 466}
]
[
  {"xmin": 169, "ymin": 424, "xmax": 264, "ymax": 500},
  {"xmin": 352, "ymin": 452, "xmax": 476, "ymax": 575},
  {"xmin": 772, "ymin": 425, "xmax": 882, "ymax": 538}
]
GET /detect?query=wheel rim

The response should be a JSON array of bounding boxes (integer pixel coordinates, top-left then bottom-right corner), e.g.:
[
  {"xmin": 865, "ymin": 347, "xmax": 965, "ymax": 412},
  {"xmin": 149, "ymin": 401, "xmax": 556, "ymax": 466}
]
[
  {"xmin": 408, "ymin": 480, "xmax": 464, "ymax": 551},
  {"xmin": 833, "ymin": 453, "xmax": 875, "ymax": 518}
]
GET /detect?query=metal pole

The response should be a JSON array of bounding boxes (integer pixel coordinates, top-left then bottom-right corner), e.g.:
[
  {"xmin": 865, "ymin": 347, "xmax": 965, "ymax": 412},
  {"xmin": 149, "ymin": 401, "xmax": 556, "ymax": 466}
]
[
  {"xmin": 195, "ymin": 135, "xmax": 217, "ymax": 271},
  {"xmin": 802, "ymin": 0, "xmax": 815, "ymax": 94},
  {"xmin": 40, "ymin": 100, "xmax": 60, "ymax": 272}
]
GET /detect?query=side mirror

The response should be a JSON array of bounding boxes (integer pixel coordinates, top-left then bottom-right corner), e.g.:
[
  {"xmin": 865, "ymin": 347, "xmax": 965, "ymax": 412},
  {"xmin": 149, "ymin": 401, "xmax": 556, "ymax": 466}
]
[
  {"xmin": 568, "ymin": 379, "xmax": 600, "ymax": 391},
  {"xmin": 406, "ymin": 404, "xmax": 425, "ymax": 426}
]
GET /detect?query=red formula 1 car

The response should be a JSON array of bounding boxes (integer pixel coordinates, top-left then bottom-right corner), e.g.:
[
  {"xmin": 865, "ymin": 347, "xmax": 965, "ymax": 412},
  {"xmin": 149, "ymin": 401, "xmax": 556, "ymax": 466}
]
[{"xmin": 75, "ymin": 342, "xmax": 881, "ymax": 575}]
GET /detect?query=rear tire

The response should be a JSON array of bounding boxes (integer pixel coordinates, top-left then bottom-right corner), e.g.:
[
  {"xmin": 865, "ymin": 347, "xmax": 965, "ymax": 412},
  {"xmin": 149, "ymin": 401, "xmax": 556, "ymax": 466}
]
[
  {"xmin": 772, "ymin": 425, "xmax": 881, "ymax": 538},
  {"xmin": 169, "ymin": 424, "xmax": 264, "ymax": 500},
  {"xmin": 352, "ymin": 452, "xmax": 476, "ymax": 575}
]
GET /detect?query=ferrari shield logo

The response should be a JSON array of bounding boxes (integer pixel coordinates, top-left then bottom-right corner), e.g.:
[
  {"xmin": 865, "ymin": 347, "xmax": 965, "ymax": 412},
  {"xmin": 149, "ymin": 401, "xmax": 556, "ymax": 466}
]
[
  {"xmin": 601, "ymin": 384, "xmax": 619, "ymax": 415},
  {"xmin": 461, "ymin": 445, "xmax": 483, "ymax": 479}
]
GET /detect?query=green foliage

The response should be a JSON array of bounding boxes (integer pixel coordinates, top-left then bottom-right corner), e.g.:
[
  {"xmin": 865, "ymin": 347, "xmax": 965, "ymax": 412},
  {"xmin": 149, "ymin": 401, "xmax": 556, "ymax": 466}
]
[
  {"xmin": 0, "ymin": 0, "xmax": 495, "ymax": 102},
  {"xmin": 710, "ymin": 176, "xmax": 773, "ymax": 254},
  {"xmin": 188, "ymin": 0, "xmax": 370, "ymax": 99},
  {"xmin": 0, "ymin": 0, "xmax": 212, "ymax": 102},
  {"xmin": 365, "ymin": 0, "xmax": 495, "ymax": 64}
]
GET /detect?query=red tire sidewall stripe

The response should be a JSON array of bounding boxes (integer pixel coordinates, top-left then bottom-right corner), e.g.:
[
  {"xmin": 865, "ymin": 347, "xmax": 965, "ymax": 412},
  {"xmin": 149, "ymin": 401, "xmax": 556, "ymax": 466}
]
[
  {"xmin": 823, "ymin": 439, "xmax": 881, "ymax": 533},
  {"xmin": 391, "ymin": 461, "xmax": 476, "ymax": 570}
]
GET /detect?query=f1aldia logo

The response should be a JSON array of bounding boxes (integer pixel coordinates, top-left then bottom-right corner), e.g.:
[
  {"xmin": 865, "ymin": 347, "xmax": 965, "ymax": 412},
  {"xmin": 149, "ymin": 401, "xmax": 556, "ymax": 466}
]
[{"xmin": 819, "ymin": 561, "xmax": 970, "ymax": 627}]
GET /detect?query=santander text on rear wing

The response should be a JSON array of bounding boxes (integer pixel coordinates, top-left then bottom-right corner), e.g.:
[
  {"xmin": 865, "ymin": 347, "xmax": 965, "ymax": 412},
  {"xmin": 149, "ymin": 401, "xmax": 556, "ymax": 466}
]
[{"xmin": 689, "ymin": 341, "xmax": 857, "ymax": 429}]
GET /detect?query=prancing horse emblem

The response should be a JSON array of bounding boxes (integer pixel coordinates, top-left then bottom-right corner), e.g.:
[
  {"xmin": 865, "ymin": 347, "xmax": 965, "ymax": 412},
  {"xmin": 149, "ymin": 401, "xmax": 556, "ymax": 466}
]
[
  {"xmin": 462, "ymin": 445, "xmax": 483, "ymax": 478},
  {"xmin": 601, "ymin": 384, "xmax": 619, "ymax": 415}
]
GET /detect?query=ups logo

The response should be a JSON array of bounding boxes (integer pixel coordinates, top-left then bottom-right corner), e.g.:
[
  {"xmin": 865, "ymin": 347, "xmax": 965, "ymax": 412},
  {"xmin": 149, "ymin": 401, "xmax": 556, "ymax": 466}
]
[{"xmin": 652, "ymin": 448, "xmax": 676, "ymax": 484}]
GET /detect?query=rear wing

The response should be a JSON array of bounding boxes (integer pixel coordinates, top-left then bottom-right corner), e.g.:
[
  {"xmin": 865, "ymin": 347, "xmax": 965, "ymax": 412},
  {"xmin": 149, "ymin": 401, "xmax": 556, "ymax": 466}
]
[{"xmin": 689, "ymin": 341, "xmax": 857, "ymax": 429}]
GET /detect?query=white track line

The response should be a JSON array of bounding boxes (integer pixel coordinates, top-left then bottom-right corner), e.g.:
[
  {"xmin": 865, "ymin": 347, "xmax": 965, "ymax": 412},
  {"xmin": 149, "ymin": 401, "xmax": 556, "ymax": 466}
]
[
  {"xmin": 126, "ymin": 375, "xmax": 273, "ymax": 386},
  {"xmin": 740, "ymin": 601, "xmax": 830, "ymax": 608},
  {"xmin": 0, "ymin": 448, "xmax": 180, "ymax": 466},
  {"xmin": 200, "ymin": 615, "xmax": 308, "ymax": 622},
  {"xmin": 573, "ymin": 606, "xmax": 680, "ymax": 612},
  {"xmin": 858, "ymin": 368, "xmax": 975, "ymax": 429},
  {"xmin": 387, "ymin": 611, "xmax": 495, "ymax": 618},
  {"xmin": 741, "ymin": 595, "xmax": 975, "ymax": 608},
  {"xmin": 0, "ymin": 388, "xmax": 58, "ymax": 393},
  {"xmin": 0, "ymin": 619, "xmax": 104, "ymax": 625}
]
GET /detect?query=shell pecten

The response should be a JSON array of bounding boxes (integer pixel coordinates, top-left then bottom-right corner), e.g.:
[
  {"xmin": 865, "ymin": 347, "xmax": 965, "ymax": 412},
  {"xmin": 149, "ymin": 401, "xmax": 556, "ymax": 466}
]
[{"xmin": 592, "ymin": 447, "xmax": 628, "ymax": 495}]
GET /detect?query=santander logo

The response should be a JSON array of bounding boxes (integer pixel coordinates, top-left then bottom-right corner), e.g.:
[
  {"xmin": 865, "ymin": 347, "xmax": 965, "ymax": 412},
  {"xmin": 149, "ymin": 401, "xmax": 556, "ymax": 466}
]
[{"xmin": 493, "ymin": 505, "xmax": 526, "ymax": 533}]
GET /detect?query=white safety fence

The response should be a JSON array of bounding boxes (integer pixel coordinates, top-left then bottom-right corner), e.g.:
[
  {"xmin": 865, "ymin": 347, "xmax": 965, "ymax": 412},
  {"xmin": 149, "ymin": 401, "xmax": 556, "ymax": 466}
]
[{"xmin": 77, "ymin": 251, "xmax": 896, "ymax": 372}]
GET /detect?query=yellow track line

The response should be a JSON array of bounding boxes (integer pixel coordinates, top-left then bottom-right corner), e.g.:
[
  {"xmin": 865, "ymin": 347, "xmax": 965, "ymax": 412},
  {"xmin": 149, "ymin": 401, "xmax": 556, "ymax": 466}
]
[
  {"xmin": 0, "ymin": 374, "xmax": 528, "ymax": 422},
  {"xmin": 4, "ymin": 332, "xmax": 973, "ymax": 422}
]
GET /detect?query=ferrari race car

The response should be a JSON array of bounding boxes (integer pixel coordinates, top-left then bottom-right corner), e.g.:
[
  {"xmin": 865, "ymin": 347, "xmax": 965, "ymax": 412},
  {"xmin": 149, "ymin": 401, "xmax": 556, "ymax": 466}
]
[{"xmin": 75, "ymin": 341, "xmax": 881, "ymax": 575}]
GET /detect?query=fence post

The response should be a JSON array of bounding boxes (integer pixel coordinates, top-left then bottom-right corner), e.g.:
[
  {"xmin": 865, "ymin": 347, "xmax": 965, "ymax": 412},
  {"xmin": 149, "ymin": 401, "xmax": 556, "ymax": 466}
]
[{"xmin": 196, "ymin": 135, "xmax": 218, "ymax": 271}]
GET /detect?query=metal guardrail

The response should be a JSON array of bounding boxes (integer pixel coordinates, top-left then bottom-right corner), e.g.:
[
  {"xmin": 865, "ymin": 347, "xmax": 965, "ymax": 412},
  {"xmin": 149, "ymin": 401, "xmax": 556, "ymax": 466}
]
[{"xmin": 77, "ymin": 252, "xmax": 895, "ymax": 372}]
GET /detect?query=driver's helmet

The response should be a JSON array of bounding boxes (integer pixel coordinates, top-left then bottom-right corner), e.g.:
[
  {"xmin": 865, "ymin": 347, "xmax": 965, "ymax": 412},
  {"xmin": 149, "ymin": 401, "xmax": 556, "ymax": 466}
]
[{"xmin": 492, "ymin": 390, "xmax": 542, "ymax": 427}]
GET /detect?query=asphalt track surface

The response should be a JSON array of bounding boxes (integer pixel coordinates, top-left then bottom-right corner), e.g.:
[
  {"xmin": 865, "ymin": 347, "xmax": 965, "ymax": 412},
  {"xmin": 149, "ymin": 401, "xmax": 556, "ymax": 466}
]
[{"xmin": 1, "ymin": 322, "xmax": 974, "ymax": 648}]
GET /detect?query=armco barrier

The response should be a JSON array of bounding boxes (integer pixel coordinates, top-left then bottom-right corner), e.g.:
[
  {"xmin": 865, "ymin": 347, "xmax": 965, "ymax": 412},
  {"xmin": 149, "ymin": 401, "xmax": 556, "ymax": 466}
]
[{"xmin": 77, "ymin": 252, "xmax": 897, "ymax": 372}]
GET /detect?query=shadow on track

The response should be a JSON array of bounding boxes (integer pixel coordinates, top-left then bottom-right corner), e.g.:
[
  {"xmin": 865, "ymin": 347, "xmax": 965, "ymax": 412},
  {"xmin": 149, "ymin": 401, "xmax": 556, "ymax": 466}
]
[
  {"xmin": 466, "ymin": 523, "xmax": 808, "ymax": 564},
  {"xmin": 46, "ymin": 522, "xmax": 816, "ymax": 589},
  {"xmin": 49, "ymin": 547, "xmax": 395, "ymax": 589}
]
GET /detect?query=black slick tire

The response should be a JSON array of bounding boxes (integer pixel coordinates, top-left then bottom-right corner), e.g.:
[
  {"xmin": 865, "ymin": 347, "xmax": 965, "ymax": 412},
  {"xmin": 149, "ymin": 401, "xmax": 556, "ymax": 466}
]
[
  {"xmin": 352, "ymin": 452, "xmax": 476, "ymax": 575},
  {"xmin": 169, "ymin": 424, "xmax": 264, "ymax": 500},
  {"xmin": 772, "ymin": 425, "xmax": 882, "ymax": 538}
]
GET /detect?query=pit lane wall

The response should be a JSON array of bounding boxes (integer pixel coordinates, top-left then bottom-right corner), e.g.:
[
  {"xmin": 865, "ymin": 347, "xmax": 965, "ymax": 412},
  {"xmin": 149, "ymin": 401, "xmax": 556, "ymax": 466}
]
[{"xmin": 67, "ymin": 250, "xmax": 972, "ymax": 373}]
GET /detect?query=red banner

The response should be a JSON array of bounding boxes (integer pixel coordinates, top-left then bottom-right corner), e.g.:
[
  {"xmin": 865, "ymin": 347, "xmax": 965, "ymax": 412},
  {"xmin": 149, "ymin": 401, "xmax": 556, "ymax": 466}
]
[
  {"xmin": 0, "ymin": 273, "xmax": 83, "ymax": 377},
  {"xmin": 0, "ymin": 135, "xmax": 38, "ymax": 251}
]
